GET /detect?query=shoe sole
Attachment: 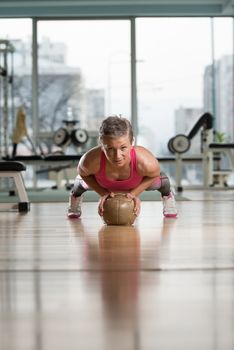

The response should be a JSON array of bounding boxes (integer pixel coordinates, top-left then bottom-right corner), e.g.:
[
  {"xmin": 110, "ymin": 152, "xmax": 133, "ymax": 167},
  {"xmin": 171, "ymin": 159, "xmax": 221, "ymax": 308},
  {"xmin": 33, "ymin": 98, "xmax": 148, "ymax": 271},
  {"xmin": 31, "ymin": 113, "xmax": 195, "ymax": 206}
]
[
  {"xmin": 67, "ymin": 213, "xmax": 81, "ymax": 219},
  {"xmin": 164, "ymin": 213, "xmax": 178, "ymax": 218}
]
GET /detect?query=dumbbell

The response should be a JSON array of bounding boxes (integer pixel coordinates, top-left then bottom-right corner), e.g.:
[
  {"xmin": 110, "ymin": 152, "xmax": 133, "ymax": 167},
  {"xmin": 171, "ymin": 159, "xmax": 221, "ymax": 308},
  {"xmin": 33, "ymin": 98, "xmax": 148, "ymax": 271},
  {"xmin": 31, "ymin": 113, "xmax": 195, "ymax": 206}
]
[
  {"xmin": 71, "ymin": 129, "xmax": 89, "ymax": 146},
  {"xmin": 168, "ymin": 134, "xmax": 191, "ymax": 154},
  {"xmin": 53, "ymin": 127, "xmax": 89, "ymax": 147}
]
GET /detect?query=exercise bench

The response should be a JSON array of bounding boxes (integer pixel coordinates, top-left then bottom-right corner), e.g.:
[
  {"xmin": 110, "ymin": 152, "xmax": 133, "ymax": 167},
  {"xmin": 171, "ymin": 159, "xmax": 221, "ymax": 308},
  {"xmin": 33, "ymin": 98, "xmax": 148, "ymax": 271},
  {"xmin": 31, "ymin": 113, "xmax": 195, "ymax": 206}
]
[{"xmin": 0, "ymin": 161, "xmax": 30, "ymax": 212}]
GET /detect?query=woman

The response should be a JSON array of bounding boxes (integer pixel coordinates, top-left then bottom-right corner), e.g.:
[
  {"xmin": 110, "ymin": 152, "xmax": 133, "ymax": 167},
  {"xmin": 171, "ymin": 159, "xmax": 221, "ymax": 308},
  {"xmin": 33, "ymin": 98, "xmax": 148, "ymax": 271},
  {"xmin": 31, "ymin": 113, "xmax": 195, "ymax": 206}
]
[{"xmin": 67, "ymin": 115, "xmax": 177, "ymax": 219}]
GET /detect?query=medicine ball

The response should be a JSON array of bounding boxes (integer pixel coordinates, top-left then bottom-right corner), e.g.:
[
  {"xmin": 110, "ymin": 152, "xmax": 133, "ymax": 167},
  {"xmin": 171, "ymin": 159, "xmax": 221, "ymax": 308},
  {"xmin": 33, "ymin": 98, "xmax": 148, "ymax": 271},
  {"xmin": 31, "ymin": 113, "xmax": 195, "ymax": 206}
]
[{"xmin": 102, "ymin": 193, "xmax": 136, "ymax": 226}]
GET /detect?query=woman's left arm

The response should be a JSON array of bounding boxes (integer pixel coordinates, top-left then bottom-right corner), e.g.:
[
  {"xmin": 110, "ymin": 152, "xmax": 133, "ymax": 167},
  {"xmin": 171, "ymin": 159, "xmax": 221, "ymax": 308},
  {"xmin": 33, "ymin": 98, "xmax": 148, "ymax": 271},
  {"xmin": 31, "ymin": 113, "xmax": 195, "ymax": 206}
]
[
  {"xmin": 129, "ymin": 175, "xmax": 159, "ymax": 197},
  {"xmin": 125, "ymin": 147, "xmax": 160, "ymax": 215},
  {"xmin": 130, "ymin": 146, "xmax": 160, "ymax": 197}
]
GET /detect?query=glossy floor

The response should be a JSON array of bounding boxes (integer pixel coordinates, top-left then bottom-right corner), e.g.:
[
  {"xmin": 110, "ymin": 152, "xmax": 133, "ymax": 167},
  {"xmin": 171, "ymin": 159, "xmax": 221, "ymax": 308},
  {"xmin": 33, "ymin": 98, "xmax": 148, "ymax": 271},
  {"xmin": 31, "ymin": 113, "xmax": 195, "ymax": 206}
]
[{"xmin": 0, "ymin": 191, "xmax": 234, "ymax": 350}]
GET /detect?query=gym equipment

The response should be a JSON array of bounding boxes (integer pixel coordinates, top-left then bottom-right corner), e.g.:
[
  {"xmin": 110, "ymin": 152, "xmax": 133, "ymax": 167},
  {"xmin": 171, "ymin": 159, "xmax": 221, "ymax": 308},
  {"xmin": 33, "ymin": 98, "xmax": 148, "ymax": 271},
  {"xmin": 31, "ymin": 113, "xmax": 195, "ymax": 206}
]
[
  {"xmin": 168, "ymin": 112, "xmax": 214, "ymax": 191},
  {"xmin": 0, "ymin": 40, "xmax": 15, "ymax": 159},
  {"xmin": 53, "ymin": 120, "xmax": 89, "ymax": 150},
  {"xmin": 53, "ymin": 127, "xmax": 70, "ymax": 147},
  {"xmin": 168, "ymin": 112, "xmax": 213, "ymax": 155},
  {"xmin": 11, "ymin": 105, "xmax": 39, "ymax": 158},
  {"xmin": 102, "ymin": 193, "xmax": 136, "ymax": 226},
  {"xmin": 8, "ymin": 153, "xmax": 83, "ymax": 190},
  {"xmin": 208, "ymin": 143, "xmax": 234, "ymax": 186},
  {"xmin": 168, "ymin": 134, "xmax": 191, "ymax": 154},
  {"xmin": 168, "ymin": 112, "xmax": 234, "ymax": 190},
  {"xmin": 71, "ymin": 128, "xmax": 89, "ymax": 146},
  {"xmin": 0, "ymin": 161, "xmax": 30, "ymax": 212}
]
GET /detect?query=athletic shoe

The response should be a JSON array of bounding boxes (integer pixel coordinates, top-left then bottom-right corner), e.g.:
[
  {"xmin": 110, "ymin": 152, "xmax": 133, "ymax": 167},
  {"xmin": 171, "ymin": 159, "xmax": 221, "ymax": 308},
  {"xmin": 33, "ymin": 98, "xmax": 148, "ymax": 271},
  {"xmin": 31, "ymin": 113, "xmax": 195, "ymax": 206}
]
[
  {"xmin": 67, "ymin": 194, "xmax": 83, "ymax": 219},
  {"xmin": 162, "ymin": 191, "xmax": 178, "ymax": 218}
]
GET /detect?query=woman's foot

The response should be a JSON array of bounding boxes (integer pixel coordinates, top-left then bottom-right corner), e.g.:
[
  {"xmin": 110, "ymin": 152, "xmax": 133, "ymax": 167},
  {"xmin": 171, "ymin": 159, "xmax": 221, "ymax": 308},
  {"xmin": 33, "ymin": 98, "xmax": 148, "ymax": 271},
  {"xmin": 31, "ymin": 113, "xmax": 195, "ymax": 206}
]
[
  {"xmin": 67, "ymin": 194, "xmax": 83, "ymax": 219},
  {"xmin": 162, "ymin": 192, "xmax": 178, "ymax": 218}
]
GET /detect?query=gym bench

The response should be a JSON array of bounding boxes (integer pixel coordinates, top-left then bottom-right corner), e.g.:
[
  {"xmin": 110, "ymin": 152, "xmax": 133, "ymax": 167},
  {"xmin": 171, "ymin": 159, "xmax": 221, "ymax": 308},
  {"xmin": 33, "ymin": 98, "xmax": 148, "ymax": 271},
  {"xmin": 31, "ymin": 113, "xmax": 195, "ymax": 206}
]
[{"xmin": 0, "ymin": 161, "xmax": 30, "ymax": 212}]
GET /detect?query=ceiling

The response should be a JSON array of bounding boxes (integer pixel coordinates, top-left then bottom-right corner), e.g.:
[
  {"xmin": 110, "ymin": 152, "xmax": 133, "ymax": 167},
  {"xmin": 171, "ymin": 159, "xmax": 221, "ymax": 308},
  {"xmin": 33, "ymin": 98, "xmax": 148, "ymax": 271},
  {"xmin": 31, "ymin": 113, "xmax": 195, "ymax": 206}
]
[{"xmin": 0, "ymin": 0, "xmax": 233, "ymax": 17}]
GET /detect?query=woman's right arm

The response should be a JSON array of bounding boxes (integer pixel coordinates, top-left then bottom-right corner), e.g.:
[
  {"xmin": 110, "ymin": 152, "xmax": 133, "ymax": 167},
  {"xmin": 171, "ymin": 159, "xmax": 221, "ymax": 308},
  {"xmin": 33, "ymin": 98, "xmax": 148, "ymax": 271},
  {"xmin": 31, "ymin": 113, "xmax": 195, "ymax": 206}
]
[
  {"xmin": 77, "ymin": 149, "xmax": 114, "ymax": 215},
  {"xmin": 77, "ymin": 149, "xmax": 107, "ymax": 196}
]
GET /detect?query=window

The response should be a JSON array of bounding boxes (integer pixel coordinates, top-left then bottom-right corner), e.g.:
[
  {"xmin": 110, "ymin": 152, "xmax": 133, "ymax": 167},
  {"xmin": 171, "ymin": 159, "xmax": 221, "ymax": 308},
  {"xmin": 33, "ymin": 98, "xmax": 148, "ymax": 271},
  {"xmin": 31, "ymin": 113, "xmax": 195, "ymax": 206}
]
[
  {"xmin": 136, "ymin": 17, "xmax": 233, "ymax": 187},
  {"xmin": 37, "ymin": 20, "xmax": 131, "ymax": 153},
  {"xmin": 0, "ymin": 19, "xmax": 32, "ymax": 158},
  {"xmin": 212, "ymin": 18, "xmax": 233, "ymax": 141},
  {"xmin": 136, "ymin": 18, "xmax": 212, "ymax": 155}
]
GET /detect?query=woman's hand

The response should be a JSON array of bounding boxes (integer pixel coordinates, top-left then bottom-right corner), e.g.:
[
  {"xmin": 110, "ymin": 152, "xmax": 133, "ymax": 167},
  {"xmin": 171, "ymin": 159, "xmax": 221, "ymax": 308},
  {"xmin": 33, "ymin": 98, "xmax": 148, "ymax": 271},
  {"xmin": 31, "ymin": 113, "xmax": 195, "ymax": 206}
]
[
  {"xmin": 125, "ymin": 193, "xmax": 141, "ymax": 216},
  {"xmin": 98, "ymin": 192, "xmax": 115, "ymax": 216}
]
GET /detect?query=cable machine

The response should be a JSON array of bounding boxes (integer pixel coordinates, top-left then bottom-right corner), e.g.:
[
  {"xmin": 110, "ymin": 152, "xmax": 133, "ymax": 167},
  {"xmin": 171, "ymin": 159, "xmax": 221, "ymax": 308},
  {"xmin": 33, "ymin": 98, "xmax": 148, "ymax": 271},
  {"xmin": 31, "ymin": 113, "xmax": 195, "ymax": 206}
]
[
  {"xmin": 168, "ymin": 112, "xmax": 234, "ymax": 190},
  {"xmin": 0, "ymin": 39, "xmax": 15, "ymax": 159}
]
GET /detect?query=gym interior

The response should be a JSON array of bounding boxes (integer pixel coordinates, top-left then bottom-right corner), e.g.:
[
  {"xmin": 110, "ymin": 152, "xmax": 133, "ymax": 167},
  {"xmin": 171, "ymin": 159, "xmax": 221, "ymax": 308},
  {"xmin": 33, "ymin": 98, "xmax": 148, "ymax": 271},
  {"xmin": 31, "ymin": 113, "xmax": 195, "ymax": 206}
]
[{"xmin": 0, "ymin": 1, "xmax": 234, "ymax": 349}]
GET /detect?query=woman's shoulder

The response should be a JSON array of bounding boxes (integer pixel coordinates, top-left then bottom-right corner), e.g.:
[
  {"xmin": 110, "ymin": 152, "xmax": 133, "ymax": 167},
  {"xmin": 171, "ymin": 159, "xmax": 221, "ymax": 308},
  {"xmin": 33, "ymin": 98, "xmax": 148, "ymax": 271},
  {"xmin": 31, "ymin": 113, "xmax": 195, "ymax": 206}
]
[
  {"xmin": 78, "ymin": 146, "xmax": 102, "ymax": 174},
  {"xmin": 134, "ymin": 145, "xmax": 159, "ymax": 174},
  {"xmin": 134, "ymin": 145, "xmax": 156, "ymax": 159},
  {"xmin": 85, "ymin": 145, "xmax": 102, "ymax": 157}
]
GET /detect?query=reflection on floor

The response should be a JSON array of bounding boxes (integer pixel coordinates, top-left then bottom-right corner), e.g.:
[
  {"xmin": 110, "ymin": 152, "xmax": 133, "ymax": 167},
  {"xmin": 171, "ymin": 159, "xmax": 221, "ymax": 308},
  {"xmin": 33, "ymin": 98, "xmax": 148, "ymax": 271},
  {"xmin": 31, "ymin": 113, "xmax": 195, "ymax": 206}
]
[{"xmin": 0, "ymin": 190, "xmax": 234, "ymax": 350}]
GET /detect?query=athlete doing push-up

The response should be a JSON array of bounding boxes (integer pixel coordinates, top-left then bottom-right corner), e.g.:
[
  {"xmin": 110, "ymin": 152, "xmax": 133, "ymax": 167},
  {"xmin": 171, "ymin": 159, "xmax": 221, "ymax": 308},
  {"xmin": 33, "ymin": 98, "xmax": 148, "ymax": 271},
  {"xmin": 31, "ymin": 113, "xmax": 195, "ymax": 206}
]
[{"xmin": 67, "ymin": 115, "xmax": 178, "ymax": 219}]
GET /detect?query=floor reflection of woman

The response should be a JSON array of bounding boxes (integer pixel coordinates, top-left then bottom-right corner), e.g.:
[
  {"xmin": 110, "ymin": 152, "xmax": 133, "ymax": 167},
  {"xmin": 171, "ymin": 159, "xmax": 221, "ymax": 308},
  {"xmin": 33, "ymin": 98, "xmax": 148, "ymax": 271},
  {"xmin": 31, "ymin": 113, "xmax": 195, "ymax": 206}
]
[{"xmin": 98, "ymin": 225, "xmax": 140, "ymax": 327}]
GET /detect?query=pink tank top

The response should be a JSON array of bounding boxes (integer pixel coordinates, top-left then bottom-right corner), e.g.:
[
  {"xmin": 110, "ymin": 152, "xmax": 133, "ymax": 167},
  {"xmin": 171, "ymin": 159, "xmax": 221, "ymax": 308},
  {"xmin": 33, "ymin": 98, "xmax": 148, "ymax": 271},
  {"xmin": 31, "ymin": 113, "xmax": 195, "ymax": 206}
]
[{"xmin": 95, "ymin": 147, "xmax": 144, "ymax": 191}]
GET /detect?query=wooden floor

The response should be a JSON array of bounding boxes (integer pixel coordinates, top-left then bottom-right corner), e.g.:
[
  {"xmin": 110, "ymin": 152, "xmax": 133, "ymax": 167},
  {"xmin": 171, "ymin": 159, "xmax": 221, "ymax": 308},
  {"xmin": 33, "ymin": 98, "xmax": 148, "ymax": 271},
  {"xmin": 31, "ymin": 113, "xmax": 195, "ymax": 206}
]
[{"xmin": 0, "ymin": 190, "xmax": 234, "ymax": 350}]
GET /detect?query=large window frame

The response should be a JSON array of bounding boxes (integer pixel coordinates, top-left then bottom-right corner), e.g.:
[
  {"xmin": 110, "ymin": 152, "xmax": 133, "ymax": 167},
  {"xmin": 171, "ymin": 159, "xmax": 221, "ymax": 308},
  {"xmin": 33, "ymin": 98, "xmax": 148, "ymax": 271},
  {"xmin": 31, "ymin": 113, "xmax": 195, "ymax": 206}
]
[
  {"xmin": 0, "ymin": 16, "xmax": 233, "ymax": 152},
  {"xmin": 32, "ymin": 18, "xmax": 136, "ymax": 145}
]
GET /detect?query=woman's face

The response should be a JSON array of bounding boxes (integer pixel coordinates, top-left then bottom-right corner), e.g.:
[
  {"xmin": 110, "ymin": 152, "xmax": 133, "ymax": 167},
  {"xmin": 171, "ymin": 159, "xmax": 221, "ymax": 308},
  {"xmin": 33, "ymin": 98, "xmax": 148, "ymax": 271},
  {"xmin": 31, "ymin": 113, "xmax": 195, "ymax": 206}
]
[{"xmin": 101, "ymin": 134, "xmax": 132, "ymax": 167}]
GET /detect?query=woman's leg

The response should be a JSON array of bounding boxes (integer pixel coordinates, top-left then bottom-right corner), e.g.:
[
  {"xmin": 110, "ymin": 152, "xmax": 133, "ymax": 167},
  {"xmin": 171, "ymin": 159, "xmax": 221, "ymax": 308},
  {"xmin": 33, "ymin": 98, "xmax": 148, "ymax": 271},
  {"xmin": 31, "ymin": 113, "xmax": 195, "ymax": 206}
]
[
  {"xmin": 147, "ymin": 171, "xmax": 171, "ymax": 196},
  {"xmin": 147, "ymin": 172, "xmax": 178, "ymax": 218},
  {"xmin": 67, "ymin": 176, "xmax": 89, "ymax": 218},
  {"xmin": 71, "ymin": 175, "xmax": 89, "ymax": 197}
]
